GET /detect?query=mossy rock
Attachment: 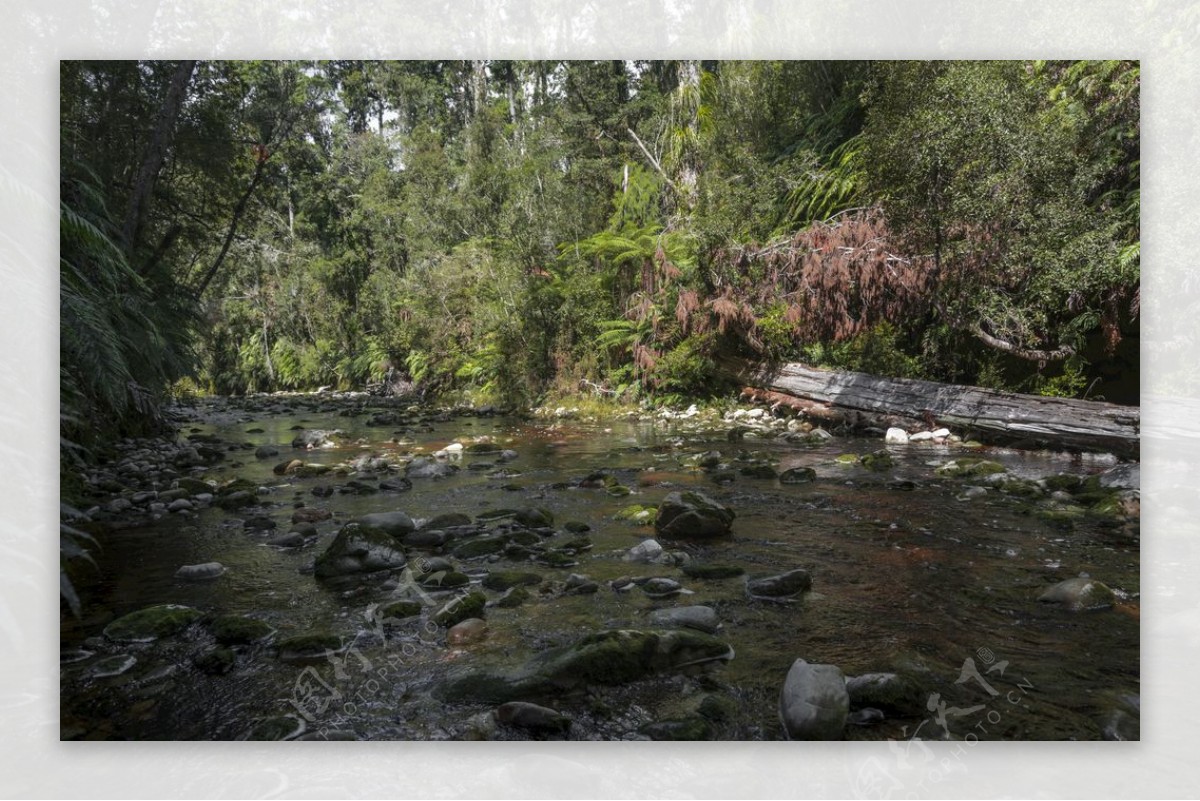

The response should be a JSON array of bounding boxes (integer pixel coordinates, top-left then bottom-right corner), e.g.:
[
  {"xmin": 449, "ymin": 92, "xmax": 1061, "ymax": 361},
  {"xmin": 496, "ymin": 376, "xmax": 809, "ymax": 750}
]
[
  {"xmin": 559, "ymin": 536, "xmax": 593, "ymax": 553},
  {"xmin": 936, "ymin": 458, "xmax": 1005, "ymax": 478},
  {"xmin": 779, "ymin": 467, "xmax": 817, "ymax": 484},
  {"xmin": 535, "ymin": 550, "xmax": 578, "ymax": 568},
  {"xmin": 421, "ymin": 512, "xmax": 473, "ymax": 529},
  {"xmin": 313, "ymin": 523, "xmax": 408, "ymax": 579},
  {"xmin": 697, "ymin": 694, "xmax": 739, "ymax": 723},
  {"xmin": 999, "ymin": 479, "xmax": 1043, "ymax": 498},
  {"xmin": 453, "ymin": 536, "xmax": 507, "ymax": 559},
  {"xmin": 482, "ymin": 571, "xmax": 543, "ymax": 591},
  {"xmin": 294, "ymin": 464, "xmax": 332, "ymax": 478},
  {"xmin": 215, "ymin": 490, "xmax": 258, "ymax": 510},
  {"xmin": 507, "ymin": 529, "xmax": 541, "ymax": 547},
  {"xmin": 514, "ymin": 507, "xmax": 554, "ymax": 528},
  {"xmin": 739, "ymin": 464, "xmax": 778, "ymax": 479},
  {"xmin": 104, "ymin": 604, "xmax": 201, "ymax": 643},
  {"xmin": 496, "ymin": 586, "xmax": 531, "ymax": 608},
  {"xmin": 1042, "ymin": 474, "xmax": 1084, "ymax": 493},
  {"xmin": 682, "ymin": 564, "xmax": 745, "ymax": 580},
  {"xmin": 433, "ymin": 591, "xmax": 487, "ymax": 627},
  {"xmin": 835, "ymin": 453, "xmax": 859, "ymax": 465},
  {"xmin": 193, "ymin": 646, "xmax": 235, "ymax": 675},
  {"xmin": 465, "ymin": 442, "xmax": 502, "ymax": 454},
  {"xmin": 1038, "ymin": 577, "xmax": 1116, "ymax": 611},
  {"xmin": 419, "ymin": 570, "xmax": 470, "ymax": 590},
  {"xmin": 859, "ymin": 450, "xmax": 895, "ymax": 471},
  {"xmin": 209, "ymin": 615, "xmax": 274, "ymax": 645},
  {"xmin": 641, "ymin": 716, "xmax": 713, "ymax": 741},
  {"xmin": 216, "ymin": 478, "xmax": 258, "ymax": 496},
  {"xmin": 378, "ymin": 600, "xmax": 423, "ymax": 620},
  {"xmin": 845, "ymin": 672, "xmax": 927, "ymax": 716},
  {"xmin": 176, "ymin": 477, "xmax": 215, "ymax": 495},
  {"xmin": 655, "ymin": 491, "xmax": 735, "ymax": 539},
  {"xmin": 563, "ymin": 520, "xmax": 591, "ymax": 533},
  {"xmin": 1037, "ymin": 505, "xmax": 1086, "ymax": 530},
  {"xmin": 277, "ymin": 633, "xmax": 344, "ymax": 662},
  {"xmin": 615, "ymin": 504, "xmax": 657, "ymax": 526},
  {"xmin": 606, "ymin": 485, "xmax": 632, "ymax": 497}
]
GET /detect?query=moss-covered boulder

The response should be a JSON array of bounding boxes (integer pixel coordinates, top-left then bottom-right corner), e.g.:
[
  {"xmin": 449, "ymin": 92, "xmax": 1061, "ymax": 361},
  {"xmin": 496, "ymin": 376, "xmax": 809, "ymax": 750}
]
[
  {"xmin": 453, "ymin": 536, "xmax": 507, "ymax": 559},
  {"xmin": 433, "ymin": 591, "xmax": 487, "ymax": 627},
  {"xmin": 514, "ymin": 507, "xmax": 554, "ymax": 528},
  {"xmin": 313, "ymin": 523, "xmax": 408, "ymax": 580},
  {"xmin": 615, "ymin": 504, "xmax": 657, "ymax": 526},
  {"xmin": 845, "ymin": 672, "xmax": 926, "ymax": 716},
  {"xmin": 209, "ymin": 615, "xmax": 274, "ymax": 645},
  {"xmin": 378, "ymin": 600, "xmax": 423, "ymax": 621},
  {"xmin": 496, "ymin": 586, "xmax": 531, "ymax": 608},
  {"xmin": 859, "ymin": 450, "xmax": 895, "ymax": 471},
  {"xmin": 421, "ymin": 512, "xmax": 472, "ymax": 530},
  {"xmin": 277, "ymin": 633, "xmax": 344, "ymax": 662},
  {"xmin": 779, "ymin": 467, "xmax": 817, "ymax": 484},
  {"xmin": 419, "ymin": 570, "xmax": 470, "ymax": 590},
  {"xmin": 104, "ymin": 604, "xmax": 201, "ymax": 643},
  {"xmin": 655, "ymin": 491, "xmax": 735, "ymax": 539}
]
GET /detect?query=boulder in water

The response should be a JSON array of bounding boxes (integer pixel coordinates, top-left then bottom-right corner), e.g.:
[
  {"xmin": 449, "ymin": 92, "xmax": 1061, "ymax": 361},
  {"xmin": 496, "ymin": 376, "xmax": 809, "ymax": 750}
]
[
  {"xmin": 104, "ymin": 604, "xmax": 201, "ymax": 643},
  {"xmin": 746, "ymin": 568, "xmax": 812, "ymax": 600},
  {"xmin": 175, "ymin": 562, "xmax": 225, "ymax": 581},
  {"xmin": 1037, "ymin": 577, "xmax": 1116, "ymax": 611},
  {"xmin": 779, "ymin": 658, "xmax": 849, "ymax": 740},
  {"xmin": 313, "ymin": 523, "xmax": 408, "ymax": 580},
  {"xmin": 655, "ymin": 491, "xmax": 735, "ymax": 539}
]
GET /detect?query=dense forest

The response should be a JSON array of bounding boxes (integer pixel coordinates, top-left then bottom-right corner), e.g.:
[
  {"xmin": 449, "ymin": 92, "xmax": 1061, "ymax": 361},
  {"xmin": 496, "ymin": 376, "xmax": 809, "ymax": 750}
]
[{"xmin": 61, "ymin": 59, "xmax": 1140, "ymax": 448}]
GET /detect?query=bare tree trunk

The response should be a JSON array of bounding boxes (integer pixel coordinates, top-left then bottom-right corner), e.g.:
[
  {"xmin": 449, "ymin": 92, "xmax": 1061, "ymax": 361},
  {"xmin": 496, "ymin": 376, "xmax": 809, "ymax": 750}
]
[{"xmin": 122, "ymin": 59, "xmax": 196, "ymax": 263}]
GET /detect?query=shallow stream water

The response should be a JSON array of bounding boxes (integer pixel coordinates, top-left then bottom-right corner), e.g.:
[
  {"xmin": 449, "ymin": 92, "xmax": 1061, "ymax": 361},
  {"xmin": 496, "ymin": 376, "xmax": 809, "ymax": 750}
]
[{"xmin": 60, "ymin": 395, "xmax": 1139, "ymax": 741}]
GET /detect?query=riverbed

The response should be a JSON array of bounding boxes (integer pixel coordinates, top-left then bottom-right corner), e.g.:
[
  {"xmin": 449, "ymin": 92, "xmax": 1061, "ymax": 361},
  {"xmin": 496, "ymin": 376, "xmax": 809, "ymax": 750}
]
[{"xmin": 60, "ymin": 394, "xmax": 1140, "ymax": 741}]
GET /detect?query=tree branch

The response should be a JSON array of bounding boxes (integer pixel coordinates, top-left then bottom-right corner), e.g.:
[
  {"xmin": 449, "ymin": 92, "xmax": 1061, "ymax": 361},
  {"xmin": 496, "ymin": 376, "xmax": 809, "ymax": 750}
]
[
  {"xmin": 973, "ymin": 324, "xmax": 1075, "ymax": 362},
  {"xmin": 626, "ymin": 127, "xmax": 680, "ymax": 194}
]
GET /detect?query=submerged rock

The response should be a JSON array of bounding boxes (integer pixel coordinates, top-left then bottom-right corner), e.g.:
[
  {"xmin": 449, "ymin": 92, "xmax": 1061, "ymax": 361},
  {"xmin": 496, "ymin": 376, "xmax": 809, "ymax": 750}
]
[
  {"xmin": 1037, "ymin": 577, "xmax": 1116, "ymax": 611},
  {"xmin": 433, "ymin": 591, "xmax": 487, "ymax": 627},
  {"xmin": 495, "ymin": 701, "xmax": 570, "ymax": 734},
  {"xmin": 405, "ymin": 457, "xmax": 459, "ymax": 479},
  {"xmin": 746, "ymin": 568, "xmax": 812, "ymax": 601},
  {"xmin": 437, "ymin": 629, "xmax": 734, "ymax": 704},
  {"xmin": 682, "ymin": 563, "xmax": 745, "ymax": 580},
  {"xmin": 87, "ymin": 654, "xmax": 138, "ymax": 679},
  {"xmin": 844, "ymin": 672, "xmax": 926, "ymax": 716},
  {"xmin": 276, "ymin": 633, "xmax": 344, "ymax": 663},
  {"xmin": 641, "ymin": 717, "xmax": 713, "ymax": 741},
  {"xmin": 447, "ymin": 618, "xmax": 488, "ymax": 646},
  {"xmin": 625, "ymin": 539, "xmax": 664, "ymax": 563},
  {"xmin": 779, "ymin": 467, "xmax": 817, "ymax": 484},
  {"xmin": 174, "ymin": 562, "xmax": 225, "ymax": 581},
  {"xmin": 779, "ymin": 659, "xmax": 849, "ymax": 740},
  {"xmin": 209, "ymin": 615, "xmax": 274, "ymax": 645},
  {"xmin": 104, "ymin": 604, "xmax": 201, "ymax": 643},
  {"xmin": 482, "ymin": 570, "xmax": 543, "ymax": 591},
  {"xmin": 313, "ymin": 523, "xmax": 408, "ymax": 580},
  {"xmin": 655, "ymin": 491, "xmax": 735, "ymax": 539},
  {"xmin": 648, "ymin": 605, "xmax": 719, "ymax": 634},
  {"xmin": 291, "ymin": 430, "xmax": 335, "ymax": 449}
]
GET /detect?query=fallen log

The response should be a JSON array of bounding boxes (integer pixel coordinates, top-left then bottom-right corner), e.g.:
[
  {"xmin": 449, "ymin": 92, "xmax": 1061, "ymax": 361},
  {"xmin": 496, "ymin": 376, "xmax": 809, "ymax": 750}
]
[{"xmin": 731, "ymin": 361, "xmax": 1140, "ymax": 458}]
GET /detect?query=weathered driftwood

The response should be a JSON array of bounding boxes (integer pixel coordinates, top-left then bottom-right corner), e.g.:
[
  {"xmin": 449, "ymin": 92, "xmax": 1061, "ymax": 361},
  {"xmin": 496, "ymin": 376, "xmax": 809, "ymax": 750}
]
[{"xmin": 734, "ymin": 361, "xmax": 1140, "ymax": 458}]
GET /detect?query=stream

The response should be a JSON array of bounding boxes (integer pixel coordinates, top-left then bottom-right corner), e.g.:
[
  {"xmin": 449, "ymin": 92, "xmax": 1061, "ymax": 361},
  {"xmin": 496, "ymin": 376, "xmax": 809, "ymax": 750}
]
[{"xmin": 60, "ymin": 394, "xmax": 1140, "ymax": 741}]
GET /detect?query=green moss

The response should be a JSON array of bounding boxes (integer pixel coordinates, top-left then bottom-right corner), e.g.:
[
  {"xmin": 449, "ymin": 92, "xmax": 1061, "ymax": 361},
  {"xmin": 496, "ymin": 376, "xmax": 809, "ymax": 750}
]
[
  {"xmin": 419, "ymin": 570, "xmax": 470, "ymax": 589},
  {"xmin": 496, "ymin": 586, "xmax": 531, "ymax": 608},
  {"xmin": 697, "ymin": 694, "xmax": 739, "ymax": 723},
  {"xmin": 515, "ymin": 507, "xmax": 554, "ymax": 528},
  {"xmin": 641, "ymin": 717, "xmax": 713, "ymax": 740},
  {"xmin": 1042, "ymin": 474, "xmax": 1083, "ymax": 492},
  {"xmin": 779, "ymin": 467, "xmax": 817, "ymax": 484},
  {"xmin": 453, "ymin": 536, "xmax": 507, "ymax": 559},
  {"xmin": 739, "ymin": 464, "xmax": 778, "ymax": 479},
  {"xmin": 936, "ymin": 457, "xmax": 1005, "ymax": 478},
  {"xmin": 433, "ymin": 591, "xmax": 487, "ymax": 627},
  {"xmin": 209, "ymin": 615, "xmax": 273, "ymax": 645},
  {"xmin": 606, "ymin": 485, "xmax": 632, "ymax": 497},
  {"xmin": 859, "ymin": 450, "xmax": 895, "ymax": 471},
  {"xmin": 379, "ymin": 600, "xmax": 423, "ymax": 620},
  {"xmin": 835, "ymin": 454, "xmax": 859, "ymax": 465},
  {"xmin": 104, "ymin": 604, "xmax": 201, "ymax": 643},
  {"xmin": 536, "ymin": 550, "xmax": 578, "ymax": 567},
  {"xmin": 277, "ymin": 633, "xmax": 343, "ymax": 662},
  {"xmin": 615, "ymin": 504, "xmax": 656, "ymax": 526}
]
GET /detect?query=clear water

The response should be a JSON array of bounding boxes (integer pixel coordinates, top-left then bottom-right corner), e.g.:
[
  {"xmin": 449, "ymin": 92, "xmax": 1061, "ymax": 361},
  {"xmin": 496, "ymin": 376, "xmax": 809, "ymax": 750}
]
[{"xmin": 60, "ymin": 396, "xmax": 1139, "ymax": 740}]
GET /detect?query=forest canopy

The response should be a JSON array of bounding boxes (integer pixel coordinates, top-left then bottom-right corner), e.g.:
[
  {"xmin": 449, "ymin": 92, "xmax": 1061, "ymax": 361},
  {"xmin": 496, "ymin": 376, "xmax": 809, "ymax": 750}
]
[{"xmin": 60, "ymin": 59, "xmax": 1140, "ymax": 444}]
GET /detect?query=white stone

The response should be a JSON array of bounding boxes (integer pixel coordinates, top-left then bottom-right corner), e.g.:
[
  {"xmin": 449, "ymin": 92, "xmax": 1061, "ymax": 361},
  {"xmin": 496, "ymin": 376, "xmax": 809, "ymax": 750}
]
[
  {"xmin": 909, "ymin": 430, "xmax": 934, "ymax": 442},
  {"xmin": 625, "ymin": 539, "xmax": 664, "ymax": 563},
  {"xmin": 746, "ymin": 408, "xmax": 765, "ymax": 419},
  {"xmin": 885, "ymin": 427, "xmax": 909, "ymax": 444},
  {"xmin": 932, "ymin": 428, "xmax": 951, "ymax": 438},
  {"xmin": 779, "ymin": 659, "xmax": 849, "ymax": 740},
  {"xmin": 444, "ymin": 442, "xmax": 464, "ymax": 453}
]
